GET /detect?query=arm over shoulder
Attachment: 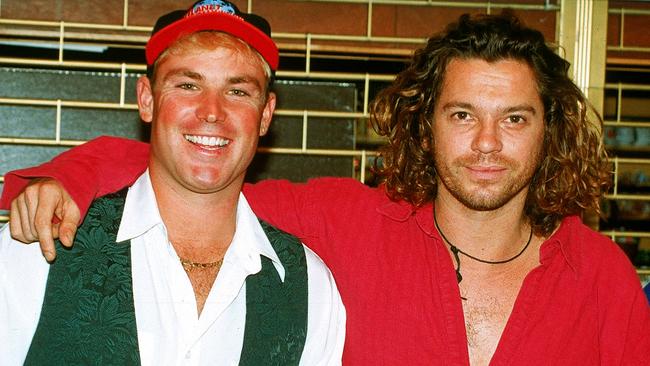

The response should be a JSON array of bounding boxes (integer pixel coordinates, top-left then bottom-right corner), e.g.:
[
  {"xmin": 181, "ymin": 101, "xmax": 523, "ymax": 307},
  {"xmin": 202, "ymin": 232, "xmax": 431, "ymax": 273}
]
[
  {"xmin": 0, "ymin": 136, "xmax": 149, "ymax": 216},
  {"xmin": 243, "ymin": 177, "xmax": 371, "ymax": 244}
]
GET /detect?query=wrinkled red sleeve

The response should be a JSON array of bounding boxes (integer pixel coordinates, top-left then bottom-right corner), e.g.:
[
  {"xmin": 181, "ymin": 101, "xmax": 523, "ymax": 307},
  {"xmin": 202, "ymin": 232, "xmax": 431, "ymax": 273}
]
[
  {"xmin": 597, "ymin": 247, "xmax": 650, "ymax": 364},
  {"xmin": 242, "ymin": 179, "xmax": 314, "ymax": 241},
  {"xmin": 242, "ymin": 177, "xmax": 372, "ymax": 266},
  {"xmin": 0, "ymin": 136, "xmax": 149, "ymax": 218}
]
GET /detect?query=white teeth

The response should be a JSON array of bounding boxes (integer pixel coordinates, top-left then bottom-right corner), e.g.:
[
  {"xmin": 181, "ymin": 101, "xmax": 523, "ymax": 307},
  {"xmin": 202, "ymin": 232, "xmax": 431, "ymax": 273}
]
[{"xmin": 184, "ymin": 134, "xmax": 230, "ymax": 147}]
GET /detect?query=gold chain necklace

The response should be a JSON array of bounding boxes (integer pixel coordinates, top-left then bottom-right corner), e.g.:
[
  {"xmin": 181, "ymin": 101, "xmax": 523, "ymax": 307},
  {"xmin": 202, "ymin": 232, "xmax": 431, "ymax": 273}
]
[{"xmin": 179, "ymin": 257, "xmax": 223, "ymax": 271}]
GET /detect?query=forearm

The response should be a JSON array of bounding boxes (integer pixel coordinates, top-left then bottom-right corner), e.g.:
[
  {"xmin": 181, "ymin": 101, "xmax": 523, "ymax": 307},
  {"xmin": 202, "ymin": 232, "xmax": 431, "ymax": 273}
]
[{"xmin": 0, "ymin": 136, "xmax": 149, "ymax": 217}]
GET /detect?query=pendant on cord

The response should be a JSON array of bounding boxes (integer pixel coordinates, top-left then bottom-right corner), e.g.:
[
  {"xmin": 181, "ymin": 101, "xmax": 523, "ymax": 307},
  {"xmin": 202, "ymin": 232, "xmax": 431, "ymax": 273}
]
[{"xmin": 433, "ymin": 206, "xmax": 533, "ymax": 302}]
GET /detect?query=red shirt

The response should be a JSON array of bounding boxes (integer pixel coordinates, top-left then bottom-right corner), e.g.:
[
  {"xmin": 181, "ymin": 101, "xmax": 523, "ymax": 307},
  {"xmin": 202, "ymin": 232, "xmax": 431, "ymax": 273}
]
[{"xmin": 2, "ymin": 136, "xmax": 649, "ymax": 365}]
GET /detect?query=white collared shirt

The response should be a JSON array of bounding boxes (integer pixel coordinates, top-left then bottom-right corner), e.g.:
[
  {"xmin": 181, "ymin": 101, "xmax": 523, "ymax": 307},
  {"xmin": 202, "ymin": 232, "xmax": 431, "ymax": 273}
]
[{"xmin": 0, "ymin": 171, "xmax": 345, "ymax": 365}]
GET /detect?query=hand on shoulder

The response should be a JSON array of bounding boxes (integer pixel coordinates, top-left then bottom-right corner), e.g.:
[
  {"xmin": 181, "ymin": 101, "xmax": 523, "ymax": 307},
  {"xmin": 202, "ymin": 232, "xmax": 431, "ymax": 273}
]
[{"xmin": 9, "ymin": 178, "xmax": 80, "ymax": 262}]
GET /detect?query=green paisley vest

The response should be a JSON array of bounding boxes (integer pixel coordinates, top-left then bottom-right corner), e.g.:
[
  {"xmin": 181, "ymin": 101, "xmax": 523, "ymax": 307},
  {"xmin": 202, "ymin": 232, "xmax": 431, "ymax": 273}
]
[{"xmin": 24, "ymin": 188, "xmax": 308, "ymax": 365}]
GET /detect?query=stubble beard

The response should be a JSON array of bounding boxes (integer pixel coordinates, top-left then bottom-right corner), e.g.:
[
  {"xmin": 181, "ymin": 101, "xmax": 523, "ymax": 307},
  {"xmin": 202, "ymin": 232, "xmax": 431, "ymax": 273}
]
[{"xmin": 434, "ymin": 152, "xmax": 542, "ymax": 212}]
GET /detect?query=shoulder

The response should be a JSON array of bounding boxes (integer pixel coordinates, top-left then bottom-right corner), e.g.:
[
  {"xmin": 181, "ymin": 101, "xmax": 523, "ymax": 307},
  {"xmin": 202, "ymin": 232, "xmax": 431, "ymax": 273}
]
[
  {"xmin": 258, "ymin": 219, "xmax": 303, "ymax": 250},
  {"xmin": 0, "ymin": 224, "xmax": 50, "ymax": 268},
  {"xmin": 0, "ymin": 224, "xmax": 50, "ymax": 312},
  {"xmin": 558, "ymin": 217, "xmax": 640, "ymax": 289},
  {"xmin": 307, "ymin": 177, "xmax": 380, "ymax": 196},
  {"xmin": 300, "ymin": 246, "xmax": 346, "ymax": 364},
  {"xmin": 302, "ymin": 244, "xmax": 337, "ymax": 286},
  {"xmin": 0, "ymin": 225, "xmax": 50, "ymax": 364},
  {"xmin": 259, "ymin": 220, "xmax": 335, "ymax": 284},
  {"xmin": 258, "ymin": 220, "xmax": 342, "ymax": 303},
  {"xmin": 248, "ymin": 177, "xmax": 379, "ymax": 198},
  {"xmin": 559, "ymin": 216, "xmax": 624, "ymax": 259}
]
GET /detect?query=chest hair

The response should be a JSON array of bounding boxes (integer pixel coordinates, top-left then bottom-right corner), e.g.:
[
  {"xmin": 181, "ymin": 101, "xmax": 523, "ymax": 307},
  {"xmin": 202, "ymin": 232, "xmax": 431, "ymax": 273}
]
[{"xmin": 185, "ymin": 267, "xmax": 220, "ymax": 316}]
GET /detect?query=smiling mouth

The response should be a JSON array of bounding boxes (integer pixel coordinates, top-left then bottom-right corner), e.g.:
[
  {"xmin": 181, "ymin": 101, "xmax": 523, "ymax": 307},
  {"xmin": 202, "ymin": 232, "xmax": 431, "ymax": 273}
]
[
  {"xmin": 468, "ymin": 166, "xmax": 505, "ymax": 172},
  {"xmin": 184, "ymin": 134, "xmax": 230, "ymax": 148},
  {"xmin": 466, "ymin": 165, "xmax": 507, "ymax": 180}
]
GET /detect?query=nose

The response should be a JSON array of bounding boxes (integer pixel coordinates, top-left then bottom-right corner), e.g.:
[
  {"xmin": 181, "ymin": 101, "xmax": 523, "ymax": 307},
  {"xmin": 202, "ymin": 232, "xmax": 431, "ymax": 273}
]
[
  {"xmin": 471, "ymin": 120, "xmax": 502, "ymax": 154},
  {"xmin": 196, "ymin": 92, "xmax": 225, "ymax": 123}
]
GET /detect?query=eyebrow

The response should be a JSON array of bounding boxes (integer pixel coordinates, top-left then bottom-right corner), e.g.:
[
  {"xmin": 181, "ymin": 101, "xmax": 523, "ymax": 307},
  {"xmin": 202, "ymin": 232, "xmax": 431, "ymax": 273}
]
[
  {"xmin": 162, "ymin": 69, "xmax": 262, "ymax": 90},
  {"xmin": 162, "ymin": 69, "xmax": 203, "ymax": 83},
  {"xmin": 228, "ymin": 75, "xmax": 262, "ymax": 90},
  {"xmin": 502, "ymin": 104, "xmax": 538, "ymax": 116},
  {"xmin": 440, "ymin": 102, "xmax": 473, "ymax": 112},
  {"xmin": 440, "ymin": 102, "xmax": 538, "ymax": 115}
]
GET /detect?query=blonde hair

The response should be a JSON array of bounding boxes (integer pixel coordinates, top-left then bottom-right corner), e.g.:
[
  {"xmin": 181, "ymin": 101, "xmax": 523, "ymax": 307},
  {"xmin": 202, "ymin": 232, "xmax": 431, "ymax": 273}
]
[{"xmin": 152, "ymin": 31, "xmax": 272, "ymax": 95}]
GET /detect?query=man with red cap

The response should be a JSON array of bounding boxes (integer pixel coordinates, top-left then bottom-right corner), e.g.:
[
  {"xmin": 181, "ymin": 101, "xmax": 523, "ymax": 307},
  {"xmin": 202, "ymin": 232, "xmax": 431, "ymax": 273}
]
[{"xmin": 0, "ymin": 1, "xmax": 345, "ymax": 365}]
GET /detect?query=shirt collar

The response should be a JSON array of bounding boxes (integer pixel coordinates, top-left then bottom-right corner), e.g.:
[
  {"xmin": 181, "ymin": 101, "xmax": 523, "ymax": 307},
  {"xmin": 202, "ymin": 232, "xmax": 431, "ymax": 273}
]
[
  {"xmin": 375, "ymin": 198, "xmax": 436, "ymax": 237},
  {"xmin": 116, "ymin": 170, "xmax": 286, "ymax": 281},
  {"xmin": 231, "ymin": 192, "xmax": 286, "ymax": 281},
  {"xmin": 116, "ymin": 170, "xmax": 162, "ymax": 242},
  {"xmin": 539, "ymin": 215, "xmax": 581, "ymax": 275},
  {"xmin": 376, "ymin": 196, "xmax": 580, "ymax": 274}
]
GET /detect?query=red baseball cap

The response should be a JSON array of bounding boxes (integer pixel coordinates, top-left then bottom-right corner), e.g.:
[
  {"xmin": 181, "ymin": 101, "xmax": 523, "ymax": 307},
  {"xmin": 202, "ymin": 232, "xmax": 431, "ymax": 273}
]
[{"xmin": 146, "ymin": 0, "xmax": 279, "ymax": 71}]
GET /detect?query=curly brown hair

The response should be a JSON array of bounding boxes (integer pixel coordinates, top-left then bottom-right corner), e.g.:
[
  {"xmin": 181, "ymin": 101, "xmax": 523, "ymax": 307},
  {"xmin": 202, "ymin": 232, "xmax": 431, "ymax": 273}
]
[{"xmin": 370, "ymin": 12, "xmax": 611, "ymax": 236}]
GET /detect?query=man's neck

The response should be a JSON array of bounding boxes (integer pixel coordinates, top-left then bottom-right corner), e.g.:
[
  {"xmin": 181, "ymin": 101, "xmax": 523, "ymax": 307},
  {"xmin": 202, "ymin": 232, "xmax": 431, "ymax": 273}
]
[
  {"xmin": 433, "ymin": 191, "xmax": 531, "ymax": 261},
  {"xmin": 149, "ymin": 170, "xmax": 240, "ymax": 251},
  {"xmin": 157, "ymin": 189, "xmax": 238, "ymax": 251},
  {"xmin": 148, "ymin": 172, "xmax": 241, "ymax": 316},
  {"xmin": 434, "ymin": 187, "xmax": 546, "ymax": 366}
]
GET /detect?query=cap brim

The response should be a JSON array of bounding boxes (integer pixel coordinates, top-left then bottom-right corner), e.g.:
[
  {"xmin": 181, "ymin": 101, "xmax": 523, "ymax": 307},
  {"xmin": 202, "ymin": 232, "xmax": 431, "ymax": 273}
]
[{"xmin": 146, "ymin": 12, "xmax": 279, "ymax": 70}]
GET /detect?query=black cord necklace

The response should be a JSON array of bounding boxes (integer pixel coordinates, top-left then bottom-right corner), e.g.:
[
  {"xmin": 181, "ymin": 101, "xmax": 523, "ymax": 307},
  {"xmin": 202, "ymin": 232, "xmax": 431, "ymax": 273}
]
[{"xmin": 433, "ymin": 207, "xmax": 533, "ymax": 286}]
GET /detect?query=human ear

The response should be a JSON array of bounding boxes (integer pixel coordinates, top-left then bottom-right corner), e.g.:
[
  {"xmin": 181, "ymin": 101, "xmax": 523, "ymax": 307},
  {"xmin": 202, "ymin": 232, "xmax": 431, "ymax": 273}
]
[
  {"xmin": 136, "ymin": 76, "xmax": 154, "ymax": 123},
  {"xmin": 259, "ymin": 92, "xmax": 276, "ymax": 136}
]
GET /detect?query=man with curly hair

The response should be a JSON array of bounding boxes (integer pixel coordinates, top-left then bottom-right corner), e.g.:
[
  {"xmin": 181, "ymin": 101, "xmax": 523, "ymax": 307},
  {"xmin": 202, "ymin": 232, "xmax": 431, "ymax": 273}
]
[{"xmin": 3, "ymin": 12, "xmax": 649, "ymax": 365}]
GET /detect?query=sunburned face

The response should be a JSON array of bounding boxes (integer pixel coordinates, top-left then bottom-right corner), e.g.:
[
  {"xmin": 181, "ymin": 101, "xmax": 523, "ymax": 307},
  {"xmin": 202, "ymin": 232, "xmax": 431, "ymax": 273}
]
[
  {"xmin": 432, "ymin": 58, "xmax": 545, "ymax": 211},
  {"xmin": 136, "ymin": 42, "xmax": 275, "ymax": 198}
]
